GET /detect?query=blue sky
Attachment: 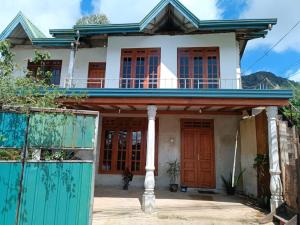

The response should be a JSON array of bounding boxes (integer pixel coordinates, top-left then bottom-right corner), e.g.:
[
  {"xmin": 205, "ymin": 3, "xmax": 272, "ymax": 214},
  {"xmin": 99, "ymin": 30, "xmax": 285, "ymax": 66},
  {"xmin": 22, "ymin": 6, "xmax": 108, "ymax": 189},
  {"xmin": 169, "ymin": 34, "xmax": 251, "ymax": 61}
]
[{"xmin": 0, "ymin": 0, "xmax": 299, "ymax": 81}]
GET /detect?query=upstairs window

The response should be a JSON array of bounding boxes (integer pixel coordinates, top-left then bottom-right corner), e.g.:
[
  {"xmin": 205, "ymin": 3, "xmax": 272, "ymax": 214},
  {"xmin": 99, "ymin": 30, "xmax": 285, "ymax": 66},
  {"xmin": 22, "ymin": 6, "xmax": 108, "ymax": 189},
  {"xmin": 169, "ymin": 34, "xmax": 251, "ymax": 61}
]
[
  {"xmin": 27, "ymin": 60, "xmax": 62, "ymax": 86},
  {"xmin": 120, "ymin": 49, "xmax": 161, "ymax": 88},
  {"xmin": 178, "ymin": 48, "xmax": 219, "ymax": 89}
]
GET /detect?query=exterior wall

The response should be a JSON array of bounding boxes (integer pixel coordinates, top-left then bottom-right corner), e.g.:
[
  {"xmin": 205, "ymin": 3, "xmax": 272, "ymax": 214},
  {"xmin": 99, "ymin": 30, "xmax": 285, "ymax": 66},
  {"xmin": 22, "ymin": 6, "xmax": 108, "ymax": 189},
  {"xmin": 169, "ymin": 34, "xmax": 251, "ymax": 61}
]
[
  {"xmin": 94, "ymin": 114, "xmax": 242, "ymax": 191},
  {"xmin": 240, "ymin": 117, "xmax": 258, "ymax": 197},
  {"xmin": 106, "ymin": 33, "xmax": 239, "ymax": 89},
  {"xmin": 11, "ymin": 46, "xmax": 106, "ymax": 87}
]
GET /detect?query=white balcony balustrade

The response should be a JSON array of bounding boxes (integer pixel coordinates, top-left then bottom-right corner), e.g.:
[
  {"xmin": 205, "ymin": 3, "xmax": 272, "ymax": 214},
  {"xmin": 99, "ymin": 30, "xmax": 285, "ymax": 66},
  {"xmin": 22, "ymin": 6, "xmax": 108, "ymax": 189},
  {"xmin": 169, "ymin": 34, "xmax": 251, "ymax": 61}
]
[{"xmin": 63, "ymin": 77, "xmax": 242, "ymax": 89}]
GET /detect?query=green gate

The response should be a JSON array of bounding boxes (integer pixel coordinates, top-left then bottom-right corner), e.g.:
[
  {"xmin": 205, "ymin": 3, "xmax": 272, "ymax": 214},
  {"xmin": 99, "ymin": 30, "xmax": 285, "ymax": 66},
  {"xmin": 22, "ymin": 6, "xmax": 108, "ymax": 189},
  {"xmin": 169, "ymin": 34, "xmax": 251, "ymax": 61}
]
[{"xmin": 0, "ymin": 108, "xmax": 99, "ymax": 225}]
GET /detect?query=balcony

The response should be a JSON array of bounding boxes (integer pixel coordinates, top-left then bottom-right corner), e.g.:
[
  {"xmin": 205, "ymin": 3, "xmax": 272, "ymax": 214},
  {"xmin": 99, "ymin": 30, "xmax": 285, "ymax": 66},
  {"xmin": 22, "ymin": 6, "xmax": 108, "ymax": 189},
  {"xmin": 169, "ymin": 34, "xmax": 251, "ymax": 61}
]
[{"xmin": 63, "ymin": 77, "xmax": 242, "ymax": 89}]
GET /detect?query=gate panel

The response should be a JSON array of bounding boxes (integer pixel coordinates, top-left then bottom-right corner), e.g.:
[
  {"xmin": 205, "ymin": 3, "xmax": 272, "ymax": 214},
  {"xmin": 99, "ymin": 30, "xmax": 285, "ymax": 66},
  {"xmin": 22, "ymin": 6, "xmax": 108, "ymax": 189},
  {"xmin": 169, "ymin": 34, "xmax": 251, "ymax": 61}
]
[
  {"xmin": 18, "ymin": 162, "xmax": 93, "ymax": 225},
  {"xmin": 0, "ymin": 162, "xmax": 22, "ymax": 225}
]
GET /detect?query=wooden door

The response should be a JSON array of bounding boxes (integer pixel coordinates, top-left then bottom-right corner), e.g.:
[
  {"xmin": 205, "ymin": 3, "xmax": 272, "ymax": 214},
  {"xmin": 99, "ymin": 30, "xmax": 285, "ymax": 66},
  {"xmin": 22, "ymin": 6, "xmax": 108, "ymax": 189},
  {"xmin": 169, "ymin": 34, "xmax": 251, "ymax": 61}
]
[
  {"xmin": 88, "ymin": 62, "xmax": 106, "ymax": 88},
  {"xmin": 181, "ymin": 119, "xmax": 215, "ymax": 188}
]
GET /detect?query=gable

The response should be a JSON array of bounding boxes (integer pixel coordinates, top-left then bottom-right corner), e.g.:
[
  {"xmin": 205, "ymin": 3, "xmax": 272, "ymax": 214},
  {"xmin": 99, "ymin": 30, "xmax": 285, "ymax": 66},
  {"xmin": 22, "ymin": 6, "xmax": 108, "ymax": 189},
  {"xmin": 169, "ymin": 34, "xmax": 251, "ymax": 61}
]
[
  {"xmin": 140, "ymin": 0, "xmax": 200, "ymax": 34},
  {"xmin": 0, "ymin": 12, "xmax": 46, "ymax": 43}
]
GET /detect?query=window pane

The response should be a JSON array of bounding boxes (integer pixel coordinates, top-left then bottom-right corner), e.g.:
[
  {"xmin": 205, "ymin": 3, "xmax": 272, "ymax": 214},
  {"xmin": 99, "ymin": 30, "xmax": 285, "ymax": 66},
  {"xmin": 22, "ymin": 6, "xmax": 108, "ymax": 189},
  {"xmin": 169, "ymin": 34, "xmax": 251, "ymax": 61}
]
[
  {"xmin": 121, "ymin": 57, "xmax": 132, "ymax": 88},
  {"xmin": 193, "ymin": 57, "xmax": 203, "ymax": 89},
  {"xmin": 207, "ymin": 56, "xmax": 218, "ymax": 88},
  {"xmin": 135, "ymin": 57, "xmax": 145, "ymax": 88},
  {"xmin": 117, "ymin": 130, "xmax": 127, "ymax": 171},
  {"xmin": 179, "ymin": 53, "xmax": 189, "ymax": 88},
  {"xmin": 148, "ymin": 55, "xmax": 159, "ymax": 88},
  {"xmin": 102, "ymin": 130, "xmax": 114, "ymax": 171},
  {"xmin": 131, "ymin": 131, "xmax": 142, "ymax": 172}
]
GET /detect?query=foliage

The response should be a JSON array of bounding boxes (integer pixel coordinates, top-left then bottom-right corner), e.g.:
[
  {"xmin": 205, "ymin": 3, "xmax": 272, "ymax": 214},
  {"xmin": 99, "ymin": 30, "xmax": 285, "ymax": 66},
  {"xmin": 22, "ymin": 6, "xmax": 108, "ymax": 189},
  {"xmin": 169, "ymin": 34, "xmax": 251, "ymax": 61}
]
[
  {"xmin": 0, "ymin": 150, "xmax": 21, "ymax": 160},
  {"xmin": 76, "ymin": 14, "xmax": 109, "ymax": 25},
  {"xmin": 282, "ymin": 84, "xmax": 300, "ymax": 128},
  {"xmin": 122, "ymin": 168, "xmax": 133, "ymax": 190},
  {"xmin": 0, "ymin": 40, "xmax": 14, "ymax": 77},
  {"xmin": 0, "ymin": 40, "xmax": 66, "ymax": 110},
  {"xmin": 221, "ymin": 169, "xmax": 245, "ymax": 195},
  {"xmin": 166, "ymin": 159, "xmax": 180, "ymax": 184},
  {"xmin": 253, "ymin": 154, "xmax": 269, "ymax": 177}
]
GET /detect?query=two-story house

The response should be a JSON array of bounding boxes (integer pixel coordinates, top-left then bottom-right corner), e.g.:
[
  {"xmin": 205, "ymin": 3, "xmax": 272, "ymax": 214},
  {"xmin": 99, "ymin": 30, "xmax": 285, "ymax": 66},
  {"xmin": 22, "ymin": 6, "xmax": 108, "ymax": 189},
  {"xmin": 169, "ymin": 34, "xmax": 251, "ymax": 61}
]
[{"xmin": 0, "ymin": 0, "xmax": 293, "ymax": 213}]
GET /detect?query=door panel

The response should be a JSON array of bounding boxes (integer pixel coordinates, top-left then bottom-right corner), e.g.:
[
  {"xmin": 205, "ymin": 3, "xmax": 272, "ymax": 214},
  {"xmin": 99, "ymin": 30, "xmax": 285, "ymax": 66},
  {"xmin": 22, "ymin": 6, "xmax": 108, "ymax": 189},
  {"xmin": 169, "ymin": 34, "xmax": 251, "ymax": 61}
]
[
  {"xmin": 181, "ymin": 120, "xmax": 215, "ymax": 188},
  {"xmin": 88, "ymin": 62, "xmax": 106, "ymax": 88}
]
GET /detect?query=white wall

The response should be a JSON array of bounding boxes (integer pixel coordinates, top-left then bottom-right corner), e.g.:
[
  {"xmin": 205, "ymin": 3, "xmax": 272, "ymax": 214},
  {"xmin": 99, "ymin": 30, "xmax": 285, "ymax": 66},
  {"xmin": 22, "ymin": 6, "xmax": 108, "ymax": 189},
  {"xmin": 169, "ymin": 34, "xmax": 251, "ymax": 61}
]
[
  {"xmin": 94, "ymin": 114, "xmax": 242, "ymax": 192},
  {"xmin": 11, "ymin": 46, "xmax": 106, "ymax": 88},
  {"xmin": 240, "ymin": 117, "xmax": 258, "ymax": 197},
  {"xmin": 106, "ymin": 33, "xmax": 239, "ymax": 89}
]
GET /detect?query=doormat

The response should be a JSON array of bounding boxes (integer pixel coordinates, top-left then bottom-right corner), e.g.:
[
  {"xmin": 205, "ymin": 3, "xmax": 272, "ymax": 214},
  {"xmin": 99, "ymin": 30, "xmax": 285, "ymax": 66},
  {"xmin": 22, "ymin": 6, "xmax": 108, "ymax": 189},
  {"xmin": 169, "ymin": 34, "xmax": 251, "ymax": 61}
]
[{"xmin": 197, "ymin": 190, "xmax": 216, "ymax": 195}]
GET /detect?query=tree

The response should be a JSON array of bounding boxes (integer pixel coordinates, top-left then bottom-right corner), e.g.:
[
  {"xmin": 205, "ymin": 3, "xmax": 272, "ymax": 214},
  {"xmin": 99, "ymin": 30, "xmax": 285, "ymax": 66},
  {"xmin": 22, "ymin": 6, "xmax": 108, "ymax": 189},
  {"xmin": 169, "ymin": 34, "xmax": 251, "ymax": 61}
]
[
  {"xmin": 0, "ymin": 40, "xmax": 66, "ymax": 109},
  {"xmin": 282, "ymin": 84, "xmax": 300, "ymax": 128},
  {"xmin": 76, "ymin": 14, "xmax": 109, "ymax": 25}
]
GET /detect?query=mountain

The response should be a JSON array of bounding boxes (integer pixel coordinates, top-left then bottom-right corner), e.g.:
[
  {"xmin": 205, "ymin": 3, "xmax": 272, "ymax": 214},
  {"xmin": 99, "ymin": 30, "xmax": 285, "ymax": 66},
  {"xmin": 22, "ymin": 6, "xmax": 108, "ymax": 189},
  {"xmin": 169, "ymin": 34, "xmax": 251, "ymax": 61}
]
[{"xmin": 241, "ymin": 71, "xmax": 298, "ymax": 89}]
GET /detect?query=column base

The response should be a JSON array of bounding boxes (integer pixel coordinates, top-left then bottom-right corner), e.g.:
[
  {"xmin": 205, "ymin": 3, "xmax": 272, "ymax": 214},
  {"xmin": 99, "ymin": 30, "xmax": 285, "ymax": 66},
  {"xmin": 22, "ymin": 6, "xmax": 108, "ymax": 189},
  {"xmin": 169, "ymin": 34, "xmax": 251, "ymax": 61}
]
[
  {"xmin": 142, "ymin": 191, "xmax": 155, "ymax": 214},
  {"xmin": 270, "ymin": 196, "xmax": 283, "ymax": 212}
]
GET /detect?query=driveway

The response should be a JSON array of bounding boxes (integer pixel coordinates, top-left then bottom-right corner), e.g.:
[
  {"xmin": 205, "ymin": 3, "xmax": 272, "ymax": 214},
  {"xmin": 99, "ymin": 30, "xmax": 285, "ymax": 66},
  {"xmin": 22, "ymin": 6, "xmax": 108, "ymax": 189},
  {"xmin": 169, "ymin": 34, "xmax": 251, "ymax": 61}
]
[{"xmin": 92, "ymin": 186, "xmax": 272, "ymax": 225}]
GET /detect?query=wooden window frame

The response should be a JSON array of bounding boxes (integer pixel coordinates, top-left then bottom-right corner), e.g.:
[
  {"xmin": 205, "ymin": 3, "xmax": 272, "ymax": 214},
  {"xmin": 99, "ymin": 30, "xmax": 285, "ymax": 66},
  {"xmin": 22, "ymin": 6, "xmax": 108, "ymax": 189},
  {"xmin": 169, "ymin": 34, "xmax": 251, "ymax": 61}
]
[
  {"xmin": 177, "ymin": 47, "xmax": 220, "ymax": 88},
  {"xmin": 27, "ymin": 60, "xmax": 62, "ymax": 85},
  {"xmin": 120, "ymin": 48, "xmax": 161, "ymax": 88},
  {"xmin": 99, "ymin": 117, "xmax": 159, "ymax": 176}
]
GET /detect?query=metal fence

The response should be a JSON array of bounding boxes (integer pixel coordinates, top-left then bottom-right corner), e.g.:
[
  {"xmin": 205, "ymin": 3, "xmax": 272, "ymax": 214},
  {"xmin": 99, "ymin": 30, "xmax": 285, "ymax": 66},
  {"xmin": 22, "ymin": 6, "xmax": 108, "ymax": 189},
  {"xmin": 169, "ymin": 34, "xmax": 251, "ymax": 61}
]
[{"xmin": 0, "ymin": 108, "xmax": 99, "ymax": 225}]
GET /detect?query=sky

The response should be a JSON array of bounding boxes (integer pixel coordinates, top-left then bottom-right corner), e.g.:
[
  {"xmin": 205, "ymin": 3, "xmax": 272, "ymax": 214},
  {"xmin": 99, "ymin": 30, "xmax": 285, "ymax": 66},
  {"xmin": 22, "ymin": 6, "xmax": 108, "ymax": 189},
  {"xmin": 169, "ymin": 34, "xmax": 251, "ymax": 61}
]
[{"xmin": 0, "ymin": 0, "xmax": 299, "ymax": 81}]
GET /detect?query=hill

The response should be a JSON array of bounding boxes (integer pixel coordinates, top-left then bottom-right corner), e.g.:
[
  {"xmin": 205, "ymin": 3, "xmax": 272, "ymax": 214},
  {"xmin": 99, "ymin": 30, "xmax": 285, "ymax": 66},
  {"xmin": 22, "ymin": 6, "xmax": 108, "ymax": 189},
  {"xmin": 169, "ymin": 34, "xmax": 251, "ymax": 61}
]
[{"xmin": 241, "ymin": 71, "xmax": 297, "ymax": 89}]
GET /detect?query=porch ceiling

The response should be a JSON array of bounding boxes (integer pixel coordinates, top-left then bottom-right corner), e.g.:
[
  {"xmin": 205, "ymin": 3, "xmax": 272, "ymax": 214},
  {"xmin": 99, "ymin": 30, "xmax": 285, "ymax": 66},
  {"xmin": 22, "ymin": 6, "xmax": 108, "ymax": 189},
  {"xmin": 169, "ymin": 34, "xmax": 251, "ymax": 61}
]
[{"xmin": 62, "ymin": 89, "xmax": 292, "ymax": 115}]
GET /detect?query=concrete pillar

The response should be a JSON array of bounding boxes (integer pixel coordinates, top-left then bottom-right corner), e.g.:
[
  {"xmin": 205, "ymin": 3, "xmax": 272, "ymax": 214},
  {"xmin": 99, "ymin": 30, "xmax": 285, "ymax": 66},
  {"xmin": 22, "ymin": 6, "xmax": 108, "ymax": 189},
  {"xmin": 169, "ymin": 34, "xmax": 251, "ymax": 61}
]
[
  {"xmin": 266, "ymin": 106, "xmax": 283, "ymax": 211},
  {"xmin": 142, "ymin": 105, "xmax": 157, "ymax": 213},
  {"xmin": 67, "ymin": 45, "xmax": 76, "ymax": 88}
]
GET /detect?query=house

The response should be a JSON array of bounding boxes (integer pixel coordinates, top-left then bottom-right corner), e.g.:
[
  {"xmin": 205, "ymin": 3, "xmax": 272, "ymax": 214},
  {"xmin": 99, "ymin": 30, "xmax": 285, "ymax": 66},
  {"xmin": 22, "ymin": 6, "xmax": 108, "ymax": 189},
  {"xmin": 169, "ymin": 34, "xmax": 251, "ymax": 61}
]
[{"xmin": 0, "ymin": 0, "xmax": 293, "ymax": 213}]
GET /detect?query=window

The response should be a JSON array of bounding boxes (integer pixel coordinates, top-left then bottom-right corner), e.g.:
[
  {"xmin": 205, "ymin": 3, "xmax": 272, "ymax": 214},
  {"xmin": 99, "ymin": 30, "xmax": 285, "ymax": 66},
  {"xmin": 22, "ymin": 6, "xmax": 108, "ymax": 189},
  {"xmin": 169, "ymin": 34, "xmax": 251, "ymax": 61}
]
[
  {"xmin": 27, "ymin": 60, "xmax": 62, "ymax": 86},
  {"xmin": 177, "ymin": 48, "xmax": 219, "ymax": 89},
  {"xmin": 120, "ymin": 49, "xmax": 160, "ymax": 88},
  {"xmin": 99, "ymin": 117, "xmax": 158, "ymax": 175}
]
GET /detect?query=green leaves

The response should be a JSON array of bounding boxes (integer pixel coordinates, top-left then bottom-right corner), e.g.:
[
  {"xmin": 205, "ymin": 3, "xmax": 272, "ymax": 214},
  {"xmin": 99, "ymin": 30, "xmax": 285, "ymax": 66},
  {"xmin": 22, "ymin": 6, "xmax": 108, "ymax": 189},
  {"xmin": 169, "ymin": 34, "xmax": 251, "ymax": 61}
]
[
  {"xmin": 76, "ymin": 14, "xmax": 109, "ymax": 25},
  {"xmin": 0, "ymin": 40, "xmax": 65, "ymax": 110}
]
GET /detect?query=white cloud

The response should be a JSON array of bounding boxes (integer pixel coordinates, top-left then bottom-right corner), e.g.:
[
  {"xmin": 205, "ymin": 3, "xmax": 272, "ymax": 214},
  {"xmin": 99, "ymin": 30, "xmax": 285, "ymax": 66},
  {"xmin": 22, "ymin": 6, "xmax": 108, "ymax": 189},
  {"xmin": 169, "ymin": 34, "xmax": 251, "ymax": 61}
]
[
  {"xmin": 240, "ymin": 0, "xmax": 300, "ymax": 53},
  {"xmin": 0, "ymin": 0, "xmax": 82, "ymax": 37},
  {"xmin": 92, "ymin": 0, "xmax": 221, "ymax": 23},
  {"xmin": 287, "ymin": 68, "xmax": 300, "ymax": 82}
]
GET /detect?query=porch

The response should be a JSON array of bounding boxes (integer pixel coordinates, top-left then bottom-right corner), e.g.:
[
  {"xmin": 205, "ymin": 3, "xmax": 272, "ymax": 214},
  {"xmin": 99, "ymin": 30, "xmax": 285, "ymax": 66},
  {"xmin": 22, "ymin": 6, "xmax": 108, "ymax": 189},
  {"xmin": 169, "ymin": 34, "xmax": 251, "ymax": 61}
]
[
  {"xmin": 63, "ymin": 88, "xmax": 293, "ymax": 213},
  {"xmin": 92, "ymin": 186, "xmax": 272, "ymax": 225}
]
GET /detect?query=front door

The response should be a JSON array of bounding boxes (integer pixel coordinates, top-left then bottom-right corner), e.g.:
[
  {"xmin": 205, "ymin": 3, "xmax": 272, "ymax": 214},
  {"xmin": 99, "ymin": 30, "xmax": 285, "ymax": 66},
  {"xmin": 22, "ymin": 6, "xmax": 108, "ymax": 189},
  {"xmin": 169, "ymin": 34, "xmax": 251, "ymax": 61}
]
[
  {"xmin": 181, "ymin": 119, "xmax": 215, "ymax": 188},
  {"xmin": 88, "ymin": 62, "xmax": 106, "ymax": 88}
]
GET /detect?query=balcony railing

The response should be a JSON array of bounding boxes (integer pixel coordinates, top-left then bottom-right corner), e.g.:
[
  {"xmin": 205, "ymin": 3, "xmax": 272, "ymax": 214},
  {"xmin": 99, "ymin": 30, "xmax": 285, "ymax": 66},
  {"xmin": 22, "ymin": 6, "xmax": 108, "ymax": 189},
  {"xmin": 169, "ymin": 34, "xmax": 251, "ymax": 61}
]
[{"xmin": 63, "ymin": 77, "xmax": 242, "ymax": 89}]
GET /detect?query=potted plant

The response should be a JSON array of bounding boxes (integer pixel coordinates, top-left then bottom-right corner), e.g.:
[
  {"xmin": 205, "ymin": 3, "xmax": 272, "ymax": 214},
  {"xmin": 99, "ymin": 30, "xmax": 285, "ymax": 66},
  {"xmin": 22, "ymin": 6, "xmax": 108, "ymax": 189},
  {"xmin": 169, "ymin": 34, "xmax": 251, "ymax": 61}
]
[
  {"xmin": 122, "ymin": 168, "xmax": 133, "ymax": 190},
  {"xmin": 166, "ymin": 159, "xmax": 180, "ymax": 192},
  {"xmin": 221, "ymin": 169, "xmax": 245, "ymax": 195}
]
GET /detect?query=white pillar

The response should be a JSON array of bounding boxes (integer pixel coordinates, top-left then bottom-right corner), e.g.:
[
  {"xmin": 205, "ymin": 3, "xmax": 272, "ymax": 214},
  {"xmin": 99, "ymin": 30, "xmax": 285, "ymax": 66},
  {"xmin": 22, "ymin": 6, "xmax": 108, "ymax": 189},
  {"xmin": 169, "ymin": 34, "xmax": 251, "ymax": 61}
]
[
  {"xmin": 67, "ymin": 46, "xmax": 76, "ymax": 88},
  {"xmin": 266, "ymin": 106, "xmax": 283, "ymax": 211},
  {"xmin": 142, "ymin": 105, "xmax": 157, "ymax": 213}
]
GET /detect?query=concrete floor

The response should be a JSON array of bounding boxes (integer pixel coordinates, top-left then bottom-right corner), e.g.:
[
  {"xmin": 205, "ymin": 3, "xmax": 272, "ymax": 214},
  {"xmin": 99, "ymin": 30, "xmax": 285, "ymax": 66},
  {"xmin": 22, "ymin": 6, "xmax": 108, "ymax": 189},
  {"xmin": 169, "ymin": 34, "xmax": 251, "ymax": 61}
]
[{"xmin": 92, "ymin": 186, "xmax": 272, "ymax": 225}]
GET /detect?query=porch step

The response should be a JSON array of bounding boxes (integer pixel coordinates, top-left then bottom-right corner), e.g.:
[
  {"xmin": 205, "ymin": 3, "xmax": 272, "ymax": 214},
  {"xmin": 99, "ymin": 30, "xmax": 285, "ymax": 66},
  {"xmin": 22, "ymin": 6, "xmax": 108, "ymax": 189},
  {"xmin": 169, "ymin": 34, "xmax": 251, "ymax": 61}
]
[{"xmin": 273, "ymin": 204, "xmax": 298, "ymax": 225}]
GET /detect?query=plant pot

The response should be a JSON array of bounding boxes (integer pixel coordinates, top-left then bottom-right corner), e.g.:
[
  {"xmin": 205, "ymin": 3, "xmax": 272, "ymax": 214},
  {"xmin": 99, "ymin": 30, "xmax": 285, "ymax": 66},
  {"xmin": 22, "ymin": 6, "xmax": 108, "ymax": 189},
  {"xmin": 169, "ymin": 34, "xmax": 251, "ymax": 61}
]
[
  {"xmin": 169, "ymin": 184, "xmax": 179, "ymax": 192},
  {"xmin": 226, "ymin": 187, "xmax": 236, "ymax": 195},
  {"xmin": 123, "ymin": 184, "xmax": 129, "ymax": 190},
  {"xmin": 180, "ymin": 185, "xmax": 187, "ymax": 192}
]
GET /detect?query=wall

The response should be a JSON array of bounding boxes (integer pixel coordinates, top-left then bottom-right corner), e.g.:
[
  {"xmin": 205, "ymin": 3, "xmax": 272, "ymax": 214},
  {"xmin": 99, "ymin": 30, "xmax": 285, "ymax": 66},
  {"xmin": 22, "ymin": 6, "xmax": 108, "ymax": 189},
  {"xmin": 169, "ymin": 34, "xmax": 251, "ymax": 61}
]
[
  {"xmin": 240, "ymin": 117, "xmax": 258, "ymax": 197},
  {"xmin": 106, "ymin": 33, "xmax": 239, "ymax": 89},
  {"xmin": 11, "ymin": 46, "xmax": 106, "ymax": 88},
  {"xmin": 94, "ymin": 114, "xmax": 242, "ymax": 191}
]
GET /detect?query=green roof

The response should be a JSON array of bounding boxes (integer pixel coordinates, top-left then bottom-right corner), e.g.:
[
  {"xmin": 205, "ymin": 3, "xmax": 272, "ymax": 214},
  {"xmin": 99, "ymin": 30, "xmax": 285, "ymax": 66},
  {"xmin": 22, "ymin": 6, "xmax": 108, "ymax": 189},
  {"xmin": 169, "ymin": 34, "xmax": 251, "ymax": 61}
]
[
  {"xmin": 63, "ymin": 88, "xmax": 293, "ymax": 99},
  {"xmin": 0, "ymin": 11, "xmax": 46, "ymax": 41}
]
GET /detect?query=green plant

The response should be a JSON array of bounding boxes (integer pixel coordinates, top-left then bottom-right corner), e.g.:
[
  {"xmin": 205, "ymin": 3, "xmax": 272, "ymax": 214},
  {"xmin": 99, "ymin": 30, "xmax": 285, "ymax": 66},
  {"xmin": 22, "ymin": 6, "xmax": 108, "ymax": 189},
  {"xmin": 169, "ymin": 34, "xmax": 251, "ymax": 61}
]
[
  {"xmin": 0, "ymin": 149, "xmax": 21, "ymax": 160},
  {"xmin": 43, "ymin": 150, "xmax": 65, "ymax": 161},
  {"xmin": 122, "ymin": 168, "xmax": 133, "ymax": 190},
  {"xmin": 166, "ymin": 159, "xmax": 180, "ymax": 184},
  {"xmin": 221, "ymin": 169, "xmax": 245, "ymax": 195}
]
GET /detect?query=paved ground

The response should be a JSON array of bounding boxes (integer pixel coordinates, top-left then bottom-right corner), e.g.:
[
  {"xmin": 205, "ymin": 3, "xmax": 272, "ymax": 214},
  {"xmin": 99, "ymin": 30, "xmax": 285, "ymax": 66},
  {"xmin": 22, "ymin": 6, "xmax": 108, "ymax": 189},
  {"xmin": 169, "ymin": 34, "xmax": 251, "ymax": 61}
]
[{"xmin": 92, "ymin": 186, "xmax": 272, "ymax": 225}]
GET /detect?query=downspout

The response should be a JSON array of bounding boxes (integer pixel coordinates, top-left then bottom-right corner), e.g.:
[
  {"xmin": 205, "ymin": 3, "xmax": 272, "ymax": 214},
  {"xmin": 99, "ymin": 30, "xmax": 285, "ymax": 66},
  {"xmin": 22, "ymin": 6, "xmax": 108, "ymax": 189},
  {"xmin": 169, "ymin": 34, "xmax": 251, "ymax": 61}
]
[{"xmin": 67, "ymin": 30, "xmax": 80, "ymax": 88}]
